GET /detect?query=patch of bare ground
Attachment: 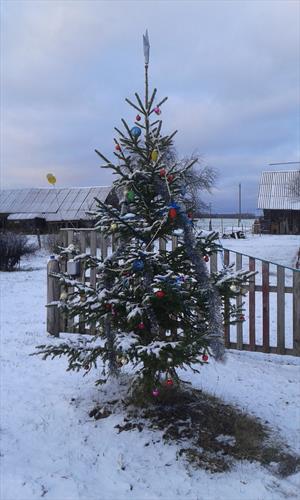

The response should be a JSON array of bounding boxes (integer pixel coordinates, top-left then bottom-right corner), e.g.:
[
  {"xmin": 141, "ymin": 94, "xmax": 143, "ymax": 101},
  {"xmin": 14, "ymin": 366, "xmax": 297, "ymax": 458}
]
[{"xmin": 89, "ymin": 385, "xmax": 300, "ymax": 476}]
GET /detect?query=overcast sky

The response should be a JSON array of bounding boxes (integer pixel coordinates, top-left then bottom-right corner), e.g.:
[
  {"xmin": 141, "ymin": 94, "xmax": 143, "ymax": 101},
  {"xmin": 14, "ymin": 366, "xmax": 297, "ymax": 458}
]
[{"xmin": 1, "ymin": 0, "xmax": 299, "ymax": 213}]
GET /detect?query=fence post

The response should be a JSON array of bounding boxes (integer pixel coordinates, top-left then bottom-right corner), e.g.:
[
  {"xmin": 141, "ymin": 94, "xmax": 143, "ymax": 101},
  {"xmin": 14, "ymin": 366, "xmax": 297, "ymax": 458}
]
[
  {"xmin": 223, "ymin": 249, "xmax": 230, "ymax": 347},
  {"xmin": 249, "ymin": 257, "xmax": 256, "ymax": 350},
  {"xmin": 293, "ymin": 270, "xmax": 300, "ymax": 355},
  {"xmin": 90, "ymin": 231, "xmax": 97, "ymax": 288},
  {"xmin": 262, "ymin": 261, "xmax": 270, "ymax": 352},
  {"xmin": 159, "ymin": 237, "xmax": 167, "ymax": 252},
  {"xmin": 172, "ymin": 235, "xmax": 178, "ymax": 250},
  {"xmin": 236, "ymin": 253, "xmax": 243, "ymax": 350},
  {"xmin": 67, "ymin": 229, "xmax": 74, "ymax": 246},
  {"xmin": 79, "ymin": 231, "xmax": 86, "ymax": 334},
  {"xmin": 100, "ymin": 234, "xmax": 108, "ymax": 259},
  {"xmin": 277, "ymin": 265, "xmax": 285, "ymax": 354},
  {"xmin": 47, "ymin": 256, "xmax": 60, "ymax": 336},
  {"xmin": 210, "ymin": 252, "xmax": 218, "ymax": 273}
]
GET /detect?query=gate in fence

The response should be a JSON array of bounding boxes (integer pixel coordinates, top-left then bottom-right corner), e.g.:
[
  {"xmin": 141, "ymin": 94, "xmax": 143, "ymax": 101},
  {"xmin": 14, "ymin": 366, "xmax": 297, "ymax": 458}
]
[{"xmin": 47, "ymin": 228, "xmax": 300, "ymax": 356}]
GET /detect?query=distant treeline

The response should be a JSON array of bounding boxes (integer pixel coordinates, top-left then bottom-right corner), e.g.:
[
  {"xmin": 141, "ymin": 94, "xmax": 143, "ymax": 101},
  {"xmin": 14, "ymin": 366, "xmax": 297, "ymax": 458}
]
[{"xmin": 199, "ymin": 213, "xmax": 255, "ymax": 219}]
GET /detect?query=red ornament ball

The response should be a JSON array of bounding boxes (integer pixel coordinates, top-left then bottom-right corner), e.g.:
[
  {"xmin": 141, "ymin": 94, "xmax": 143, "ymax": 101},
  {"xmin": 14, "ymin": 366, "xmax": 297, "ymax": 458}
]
[
  {"xmin": 154, "ymin": 106, "xmax": 161, "ymax": 115},
  {"xmin": 167, "ymin": 174, "xmax": 174, "ymax": 183},
  {"xmin": 136, "ymin": 114, "xmax": 141, "ymax": 121},
  {"xmin": 137, "ymin": 322, "xmax": 145, "ymax": 330},
  {"xmin": 203, "ymin": 255, "xmax": 209, "ymax": 262},
  {"xmin": 166, "ymin": 378, "xmax": 173, "ymax": 386},
  {"xmin": 202, "ymin": 354, "xmax": 209, "ymax": 362},
  {"xmin": 159, "ymin": 168, "xmax": 166, "ymax": 177},
  {"xmin": 155, "ymin": 290, "xmax": 166, "ymax": 299},
  {"xmin": 187, "ymin": 212, "xmax": 193, "ymax": 219},
  {"xmin": 240, "ymin": 315, "xmax": 245, "ymax": 321},
  {"xmin": 152, "ymin": 388, "xmax": 159, "ymax": 397},
  {"xmin": 115, "ymin": 144, "xmax": 121, "ymax": 151},
  {"xmin": 169, "ymin": 208, "xmax": 177, "ymax": 220}
]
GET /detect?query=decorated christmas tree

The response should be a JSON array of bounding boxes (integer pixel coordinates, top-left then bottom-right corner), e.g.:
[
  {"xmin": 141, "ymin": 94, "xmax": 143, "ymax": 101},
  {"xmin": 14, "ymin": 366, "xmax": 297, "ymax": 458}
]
[{"xmin": 37, "ymin": 32, "xmax": 251, "ymax": 398}]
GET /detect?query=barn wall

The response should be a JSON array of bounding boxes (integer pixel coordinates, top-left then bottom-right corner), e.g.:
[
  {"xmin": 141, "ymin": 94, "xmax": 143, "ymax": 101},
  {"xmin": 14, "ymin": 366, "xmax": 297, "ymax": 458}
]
[{"xmin": 263, "ymin": 209, "xmax": 300, "ymax": 234}]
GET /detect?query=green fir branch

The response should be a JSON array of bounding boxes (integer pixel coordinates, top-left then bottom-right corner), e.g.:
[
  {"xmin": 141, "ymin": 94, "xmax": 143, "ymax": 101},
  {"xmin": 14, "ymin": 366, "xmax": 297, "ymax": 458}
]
[
  {"xmin": 125, "ymin": 97, "xmax": 144, "ymax": 114},
  {"xmin": 95, "ymin": 149, "xmax": 112, "ymax": 165},
  {"xmin": 147, "ymin": 88, "xmax": 157, "ymax": 111},
  {"xmin": 134, "ymin": 92, "xmax": 147, "ymax": 113}
]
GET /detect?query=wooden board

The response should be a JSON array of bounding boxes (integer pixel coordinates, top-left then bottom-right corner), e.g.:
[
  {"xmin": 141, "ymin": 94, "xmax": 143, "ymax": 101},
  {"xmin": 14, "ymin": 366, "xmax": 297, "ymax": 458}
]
[
  {"xmin": 293, "ymin": 270, "xmax": 300, "ymax": 355},
  {"xmin": 262, "ymin": 261, "xmax": 270, "ymax": 352},
  {"xmin": 236, "ymin": 253, "xmax": 243, "ymax": 350},
  {"xmin": 277, "ymin": 265, "xmax": 285, "ymax": 353},
  {"xmin": 223, "ymin": 250, "xmax": 230, "ymax": 347},
  {"xmin": 249, "ymin": 257, "xmax": 256, "ymax": 350}
]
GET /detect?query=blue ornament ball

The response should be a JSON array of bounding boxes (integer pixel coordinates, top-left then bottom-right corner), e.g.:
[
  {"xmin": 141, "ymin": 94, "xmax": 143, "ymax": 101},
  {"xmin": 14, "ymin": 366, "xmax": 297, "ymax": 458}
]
[
  {"xmin": 170, "ymin": 201, "xmax": 180, "ymax": 210},
  {"xmin": 132, "ymin": 259, "xmax": 144, "ymax": 272},
  {"xmin": 131, "ymin": 126, "xmax": 142, "ymax": 138}
]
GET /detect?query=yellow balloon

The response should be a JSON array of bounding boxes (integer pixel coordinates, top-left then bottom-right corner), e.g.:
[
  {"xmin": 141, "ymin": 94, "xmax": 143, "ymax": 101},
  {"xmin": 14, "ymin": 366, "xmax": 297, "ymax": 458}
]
[
  {"xmin": 47, "ymin": 173, "xmax": 56, "ymax": 185},
  {"xmin": 151, "ymin": 150, "xmax": 158, "ymax": 162}
]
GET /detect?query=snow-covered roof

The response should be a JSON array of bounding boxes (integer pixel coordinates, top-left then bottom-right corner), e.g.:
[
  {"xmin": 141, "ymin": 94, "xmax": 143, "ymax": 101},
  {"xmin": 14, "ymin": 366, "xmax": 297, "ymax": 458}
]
[
  {"xmin": 0, "ymin": 186, "xmax": 112, "ymax": 221},
  {"xmin": 257, "ymin": 170, "xmax": 300, "ymax": 211}
]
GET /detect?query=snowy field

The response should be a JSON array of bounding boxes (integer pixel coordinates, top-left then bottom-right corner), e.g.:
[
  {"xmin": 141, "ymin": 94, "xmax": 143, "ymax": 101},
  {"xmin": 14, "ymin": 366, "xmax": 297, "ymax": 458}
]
[
  {"xmin": 1, "ymin": 238, "xmax": 300, "ymax": 500},
  {"xmin": 197, "ymin": 217, "xmax": 255, "ymax": 235},
  {"xmin": 219, "ymin": 234, "xmax": 300, "ymax": 269}
]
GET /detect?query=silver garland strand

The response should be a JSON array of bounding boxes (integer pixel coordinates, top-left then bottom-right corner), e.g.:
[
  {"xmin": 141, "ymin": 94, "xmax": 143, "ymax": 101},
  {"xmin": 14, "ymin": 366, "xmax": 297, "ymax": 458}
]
[{"xmin": 153, "ymin": 176, "xmax": 225, "ymax": 360}]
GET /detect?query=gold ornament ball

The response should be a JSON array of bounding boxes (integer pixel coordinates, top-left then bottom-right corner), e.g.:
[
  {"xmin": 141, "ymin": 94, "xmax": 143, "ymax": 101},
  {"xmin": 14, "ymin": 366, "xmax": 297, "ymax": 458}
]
[
  {"xmin": 46, "ymin": 173, "xmax": 56, "ymax": 185},
  {"xmin": 116, "ymin": 355, "xmax": 128, "ymax": 365},
  {"xmin": 111, "ymin": 223, "xmax": 118, "ymax": 232},
  {"xmin": 60, "ymin": 291, "xmax": 68, "ymax": 301},
  {"xmin": 151, "ymin": 150, "xmax": 158, "ymax": 161}
]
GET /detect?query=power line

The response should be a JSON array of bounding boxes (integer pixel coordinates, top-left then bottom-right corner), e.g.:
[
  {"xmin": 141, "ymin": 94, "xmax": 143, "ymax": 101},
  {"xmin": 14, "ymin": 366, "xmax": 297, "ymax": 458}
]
[{"xmin": 269, "ymin": 161, "xmax": 300, "ymax": 166}]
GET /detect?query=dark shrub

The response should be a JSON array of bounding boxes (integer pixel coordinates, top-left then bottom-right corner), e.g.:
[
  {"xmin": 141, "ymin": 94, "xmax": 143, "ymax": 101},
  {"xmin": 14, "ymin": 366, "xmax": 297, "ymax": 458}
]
[{"xmin": 0, "ymin": 232, "xmax": 37, "ymax": 271}]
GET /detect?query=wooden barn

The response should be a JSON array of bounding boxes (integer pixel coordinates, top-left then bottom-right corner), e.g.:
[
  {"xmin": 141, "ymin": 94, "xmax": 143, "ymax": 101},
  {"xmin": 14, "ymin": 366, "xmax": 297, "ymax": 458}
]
[
  {"xmin": 0, "ymin": 186, "xmax": 117, "ymax": 233},
  {"xmin": 257, "ymin": 170, "xmax": 300, "ymax": 234}
]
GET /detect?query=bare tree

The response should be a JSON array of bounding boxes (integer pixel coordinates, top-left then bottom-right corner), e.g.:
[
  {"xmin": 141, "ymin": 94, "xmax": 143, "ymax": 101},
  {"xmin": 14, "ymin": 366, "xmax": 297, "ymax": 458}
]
[{"xmin": 164, "ymin": 148, "xmax": 217, "ymax": 214}]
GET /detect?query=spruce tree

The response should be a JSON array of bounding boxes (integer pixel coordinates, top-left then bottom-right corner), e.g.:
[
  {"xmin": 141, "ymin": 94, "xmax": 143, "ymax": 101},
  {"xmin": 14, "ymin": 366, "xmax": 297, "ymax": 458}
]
[{"xmin": 36, "ymin": 32, "xmax": 251, "ymax": 398}]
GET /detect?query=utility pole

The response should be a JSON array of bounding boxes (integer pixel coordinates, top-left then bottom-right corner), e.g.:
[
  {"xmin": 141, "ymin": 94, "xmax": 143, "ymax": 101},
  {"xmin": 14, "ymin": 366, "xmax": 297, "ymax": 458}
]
[{"xmin": 238, "ymin": 183, "xmax": 241, "ymax": 227}]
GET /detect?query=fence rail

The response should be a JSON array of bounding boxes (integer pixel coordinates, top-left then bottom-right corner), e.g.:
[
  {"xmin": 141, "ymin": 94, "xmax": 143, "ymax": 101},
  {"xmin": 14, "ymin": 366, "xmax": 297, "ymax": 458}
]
[{"xmin": 47, "ymin": 228, "xmax": 300, "ymax": 356}]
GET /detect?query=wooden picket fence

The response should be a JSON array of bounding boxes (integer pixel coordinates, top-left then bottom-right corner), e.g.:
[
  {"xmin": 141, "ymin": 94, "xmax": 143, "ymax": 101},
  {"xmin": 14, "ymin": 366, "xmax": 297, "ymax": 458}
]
[{"xmin": 47, "ymin": 228, "xmax": 300, "ymax": 356}]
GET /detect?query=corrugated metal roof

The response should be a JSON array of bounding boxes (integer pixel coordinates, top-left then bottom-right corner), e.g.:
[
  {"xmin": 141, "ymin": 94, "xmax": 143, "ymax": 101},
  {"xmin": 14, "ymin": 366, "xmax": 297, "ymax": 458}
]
[
  {"xmin": 45, "ymin": 211, "xmax": 95, "ymax": 222},
  {"xmin": 7, "ymin": 212, "xmax": 45, "ymax": 221},
  {"xmin": 0, "ymin": 186, "xmax": 112, "ymax": 221},
  {"xmin": 258, "ymin": 170, "xmax": 300, "ymax": 210}
]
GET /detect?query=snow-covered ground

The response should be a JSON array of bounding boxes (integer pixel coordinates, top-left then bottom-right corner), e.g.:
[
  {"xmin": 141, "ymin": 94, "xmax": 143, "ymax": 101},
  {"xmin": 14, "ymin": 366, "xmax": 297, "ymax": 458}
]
[
  {"xmin": 1, "ymin": 242, "xmax": 300, "ymax": 500},
  {"xmin": 198, "ymin": 218, "xmax": 255, "ymax": 235},
  {"xmin": 219, "ymin": 234, "xmax": 300, "ymax": 269}
]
